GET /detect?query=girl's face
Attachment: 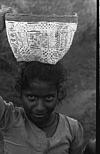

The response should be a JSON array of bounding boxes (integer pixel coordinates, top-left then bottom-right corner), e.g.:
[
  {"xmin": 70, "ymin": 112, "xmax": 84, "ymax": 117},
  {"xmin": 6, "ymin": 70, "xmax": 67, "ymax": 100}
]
[{"xmin": 21, "ymin": 79, "xmax": 58, "ymax": 126}]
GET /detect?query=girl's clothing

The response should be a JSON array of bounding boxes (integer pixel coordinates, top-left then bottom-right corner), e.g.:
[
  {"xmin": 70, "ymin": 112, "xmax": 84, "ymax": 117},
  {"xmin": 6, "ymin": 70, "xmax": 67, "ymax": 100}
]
[{"xmin": 0, "ymin": 96, "xmax": 84, "ymax": 154}]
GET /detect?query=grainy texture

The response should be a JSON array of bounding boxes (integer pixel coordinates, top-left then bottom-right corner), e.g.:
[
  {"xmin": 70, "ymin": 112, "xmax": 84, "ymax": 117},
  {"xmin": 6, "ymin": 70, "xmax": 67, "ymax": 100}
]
[{"xmin": 0, "ymin": 0, "xmax": 96, "ymax": 148}]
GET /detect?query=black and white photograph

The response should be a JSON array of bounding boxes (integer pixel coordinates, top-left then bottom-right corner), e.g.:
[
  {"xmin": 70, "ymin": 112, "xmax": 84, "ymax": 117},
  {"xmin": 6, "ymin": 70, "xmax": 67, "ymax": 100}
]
[{"xmin": 0, "ymin": 0, "xmax": 96, "ymax": 154}]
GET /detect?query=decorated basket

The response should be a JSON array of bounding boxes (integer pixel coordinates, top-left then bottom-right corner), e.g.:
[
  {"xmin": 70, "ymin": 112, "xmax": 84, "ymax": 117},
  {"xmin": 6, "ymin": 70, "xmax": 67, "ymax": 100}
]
[{"xmin": 5, "ymin": 13, "xmax": 78, "ymax": 64}]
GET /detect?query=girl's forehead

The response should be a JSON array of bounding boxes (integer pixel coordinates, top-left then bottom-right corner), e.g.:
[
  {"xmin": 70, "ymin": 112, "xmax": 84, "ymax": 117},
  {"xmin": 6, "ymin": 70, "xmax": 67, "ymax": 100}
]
[
  {"xmin": 23, "ymin": 79, "xmax": 57, "ymax": 96},
  {"xmin": 31, "ymin": 79, "xmax": 56, "ymax": 88}
]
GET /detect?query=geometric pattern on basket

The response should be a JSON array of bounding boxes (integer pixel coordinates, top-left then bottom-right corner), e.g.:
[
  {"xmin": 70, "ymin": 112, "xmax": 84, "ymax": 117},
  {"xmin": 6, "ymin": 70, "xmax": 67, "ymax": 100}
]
[{"xmin": 5, "ymin": 21, "xmax": 77, "ymax": 64}]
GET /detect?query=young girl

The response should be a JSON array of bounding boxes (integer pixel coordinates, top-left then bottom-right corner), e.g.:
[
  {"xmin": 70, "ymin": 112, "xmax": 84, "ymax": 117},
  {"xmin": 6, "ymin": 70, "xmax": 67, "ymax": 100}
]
[
  {"xmin": 0, "ymin": 61, "xmax": 84, "ymax": 154},
  {"xmin": 0, "ymin": 7, "xmax": 84, "ymax": 154}
]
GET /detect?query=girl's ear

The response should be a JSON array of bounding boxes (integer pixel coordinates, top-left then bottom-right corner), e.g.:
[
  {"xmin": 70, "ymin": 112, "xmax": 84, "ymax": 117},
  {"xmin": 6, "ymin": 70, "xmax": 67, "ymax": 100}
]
[{"xmin": 57, "ymin": 83, "xmax": 66, "ymax": 101}]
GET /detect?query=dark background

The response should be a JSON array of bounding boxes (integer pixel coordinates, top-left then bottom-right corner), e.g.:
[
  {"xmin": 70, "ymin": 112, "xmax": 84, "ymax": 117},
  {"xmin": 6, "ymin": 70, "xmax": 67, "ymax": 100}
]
[{"xmin": 0, "ymin": 0, "xmax": 96, "ymax": 147}]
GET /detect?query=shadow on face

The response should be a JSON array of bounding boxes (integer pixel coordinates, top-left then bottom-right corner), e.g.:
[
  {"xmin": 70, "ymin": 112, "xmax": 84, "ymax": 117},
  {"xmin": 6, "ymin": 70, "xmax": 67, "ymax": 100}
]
[{"xmin": 21, "ymin": 79, "xmax": 58, "ymax": 126}]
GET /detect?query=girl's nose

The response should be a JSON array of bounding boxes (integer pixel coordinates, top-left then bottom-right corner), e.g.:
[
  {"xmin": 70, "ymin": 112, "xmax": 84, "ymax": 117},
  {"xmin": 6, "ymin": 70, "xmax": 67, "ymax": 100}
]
[{"xmin": 35, "ymin": 99, "xmax": 45, "ymax": 113}]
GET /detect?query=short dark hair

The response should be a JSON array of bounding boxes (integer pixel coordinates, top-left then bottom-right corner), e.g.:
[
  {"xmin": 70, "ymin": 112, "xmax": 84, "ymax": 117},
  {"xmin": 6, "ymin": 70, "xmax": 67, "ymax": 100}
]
[{"xmin": 15, "ymin": 61, "xmax": 67, "ymax": 93}]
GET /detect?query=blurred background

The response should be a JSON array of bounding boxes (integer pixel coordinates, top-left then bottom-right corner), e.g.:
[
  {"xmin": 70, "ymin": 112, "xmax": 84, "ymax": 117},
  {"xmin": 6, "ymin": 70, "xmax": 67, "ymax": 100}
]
[{"xmin": 0, "ymin": 0, "xmax": 96, "ymax": 148}]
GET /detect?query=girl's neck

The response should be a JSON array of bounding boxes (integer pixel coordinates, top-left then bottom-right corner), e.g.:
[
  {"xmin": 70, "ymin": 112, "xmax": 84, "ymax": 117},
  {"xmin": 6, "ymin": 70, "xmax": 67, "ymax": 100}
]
[{"xmin": 41, "ymin": 112, "xmax": 59, "ymax": 138}]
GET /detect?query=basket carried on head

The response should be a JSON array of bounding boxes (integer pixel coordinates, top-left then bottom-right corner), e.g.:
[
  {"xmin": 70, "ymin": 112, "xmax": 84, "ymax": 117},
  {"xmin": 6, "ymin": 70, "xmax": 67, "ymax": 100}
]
[{"xmin": 5, "ymin": 13, "xmax": 78, "ymax": 64}]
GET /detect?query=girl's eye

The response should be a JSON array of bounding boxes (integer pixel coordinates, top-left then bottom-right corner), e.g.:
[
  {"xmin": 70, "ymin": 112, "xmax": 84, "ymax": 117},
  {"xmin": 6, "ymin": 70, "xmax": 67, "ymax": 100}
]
[
  {"xmin": 27, "ymin": 95, "xmax": 36, "ymax": 101},
  {"xmin": 45, "ymin": 96, "xmax": 54, "ymax": 102}
]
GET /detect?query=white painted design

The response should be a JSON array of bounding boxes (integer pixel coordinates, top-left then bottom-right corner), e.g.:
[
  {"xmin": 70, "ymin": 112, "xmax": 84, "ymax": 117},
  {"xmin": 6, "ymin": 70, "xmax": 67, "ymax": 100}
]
[{"xmin": 6, "ymin": 20, "xmax": 77, "ymax": 64}]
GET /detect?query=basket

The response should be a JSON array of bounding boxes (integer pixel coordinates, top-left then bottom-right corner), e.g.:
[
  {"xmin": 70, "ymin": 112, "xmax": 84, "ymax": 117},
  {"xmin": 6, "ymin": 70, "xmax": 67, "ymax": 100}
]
[{"xmin": 5, "ymin": 13, "xmax": 78, "ymax": 64}]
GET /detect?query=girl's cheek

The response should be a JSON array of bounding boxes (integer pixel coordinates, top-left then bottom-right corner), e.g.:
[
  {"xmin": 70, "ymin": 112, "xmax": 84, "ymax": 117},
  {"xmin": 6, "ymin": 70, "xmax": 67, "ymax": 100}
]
[
  {"xmin": 22, "ymin": 97, "xmax": 31, "ymax": 108},
  {"xmin": 45, "ymin": 101, "xmax": 57, "ymax": 108}
]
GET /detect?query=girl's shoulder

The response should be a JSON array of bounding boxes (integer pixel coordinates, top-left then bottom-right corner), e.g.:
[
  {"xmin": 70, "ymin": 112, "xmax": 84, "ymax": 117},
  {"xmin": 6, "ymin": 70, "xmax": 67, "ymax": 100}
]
[
  {"xmin": 59, "ymin": 113, "xmax": 79, "ymax": 128},
  {"xmin": 58, "ymin": 113, "xmax": 83, "ymax": 139}
]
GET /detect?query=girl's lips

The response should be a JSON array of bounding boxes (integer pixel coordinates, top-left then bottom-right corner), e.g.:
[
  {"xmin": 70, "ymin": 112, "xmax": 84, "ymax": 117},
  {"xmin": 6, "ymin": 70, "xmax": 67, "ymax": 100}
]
[{"xmin": 32, "ymin": 113, "xmax": 47, "ymax": 118}]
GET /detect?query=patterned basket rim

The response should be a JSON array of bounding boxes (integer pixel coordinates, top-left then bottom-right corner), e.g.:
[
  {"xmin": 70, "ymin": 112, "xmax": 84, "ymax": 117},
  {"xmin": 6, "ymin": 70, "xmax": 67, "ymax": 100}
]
[{"xmin": 5, "ymin": 13, "xmax": 78, "ymax": 23}]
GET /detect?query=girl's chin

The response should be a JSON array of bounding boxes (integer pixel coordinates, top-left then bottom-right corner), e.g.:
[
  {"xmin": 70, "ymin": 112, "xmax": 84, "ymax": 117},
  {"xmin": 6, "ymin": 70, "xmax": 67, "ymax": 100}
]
[{"xmin": 31, "ymin": 117, "xmax": 48, "ymax": 128}]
